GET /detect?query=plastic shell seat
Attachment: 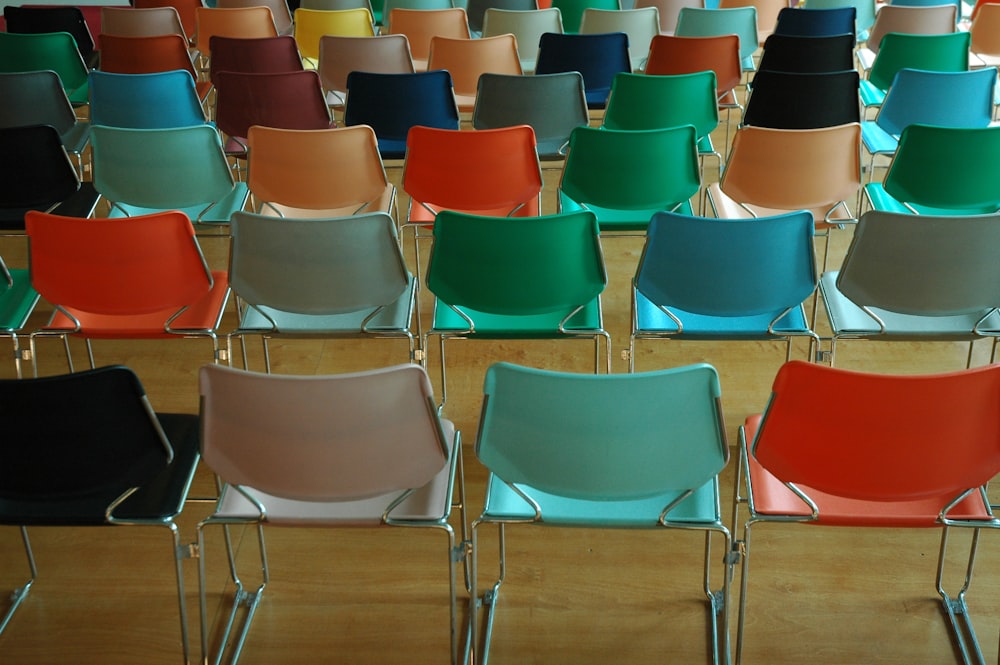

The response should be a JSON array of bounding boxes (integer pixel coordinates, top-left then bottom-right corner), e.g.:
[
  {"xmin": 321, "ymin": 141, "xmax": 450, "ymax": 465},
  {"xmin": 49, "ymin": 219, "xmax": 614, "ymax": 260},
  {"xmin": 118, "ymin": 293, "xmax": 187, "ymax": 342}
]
[
  {"xmin": 675, "ymin": 5, "xmax": 759, "ymax": 70},
  {"xmin": 207, "ymin": 35, "xmax": 305, "ymax": 85},
  {"xmin": 741, "ymin": 69, "xmax": 861, "ymax": 129},
  {"xmin": 317, "ymin": 33, "xmax": 415, "ymax": 106},
  {"xmin": 579, "ymin": 6, "xmax": 661, "ymax": 71},
  {"xmin": 88, "ymin": 69, "xmax": 208, "ymax": 129},
  {"xmin": 0, "ymin": 253, "xmax": 39, "ymax": 378},
  {"xmin": 100, "ymin": 5, "xmax": 190, "ymax": 40},
  {"xmin": 534, "ymin": 31, "xmax": 631, "ymax": 108},
  {"xmin": 3, "ymin": 5, "xmax": 99, "ymax": 69},
  {"xmin": 384, "ymin": 7, "xmax": 471, "ymax": 70},
  {"xmin": 470, "ymin": 361, "xmax": 732, "ymax": 665},
  {"xmin": 755, "ymin": 33, "xmax": 856, "ymax": 73},
  {"xmin": 293, "ymin": 6, "xmax": 377, "ymax": 67},
  {"xmin": 481, "ymin": 6, "xmax": 564, "ymax": 73},
  {"xmin": 772, "ymin": 5, "xmax": 857, "ymax": 36},
  {"xmin": 857, "ymin": 3, "xmax": 958, "ymax": 70},
  {"xmin": 0, "ymin": 31, "xmax": 90, "ymax": 106},
  {"xmin": 551, "ymin": 0, "xmax": 621, "ymax": 33},
  {"xmin": 97, "ymin": 34, "xmax": 211, "ymax": 103},
  {"xmin": 425, "ymin": 33, "xmax": 522, "ymax": 110},
  {"xmin": 860, "ymin": 31, "xmax": 970, "ymax": 111},
  {"xmin": 194, "ymin": 6, "xmax": 280, "ymax": 62}
]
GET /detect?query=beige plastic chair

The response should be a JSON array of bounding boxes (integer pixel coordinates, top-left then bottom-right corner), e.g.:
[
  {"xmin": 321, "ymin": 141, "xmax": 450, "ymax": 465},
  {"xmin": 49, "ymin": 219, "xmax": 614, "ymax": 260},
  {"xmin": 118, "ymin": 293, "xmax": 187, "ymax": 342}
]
[
  {"xmin": 482, "ymin": 7, "xmax": 564, "ymax": 72},
  {"xmin": 857, "ymin": 3, "xmax": 957, "ymax": 70},
  {"xmin": 318, "ymin": 33, "xmax": 415, "ymax": 106},
  {"xmin": 100, "ymin": 6, "xmax": 188, "ymax": 40},
  {"xmin": 217, "ymin": 0, "xmax": 294, "ymax": 34},
  {"xmin": 634, "ymin": 0, "xmax": 704, "ymax": 34},
  {"xmin": 246, "ymin": 124, "xmax": 397, "ymax": 219},
  {"xmin": 133, "ymin": 0, "xmax": 201, "ymax": 42},
  {"xmin": 426, "ymin": 33, "xmax": 522, "ymax": 109},
  {"xmin": 580, "ymin": 6, "xmax": 661, "ymax": 70},
  {"xmin": 294, "ymin": 7, "xmax": 376, "ymax": 67},
  {"xmin": 194, "ymin": 6, "xmax": 279, "ymax": 62},
  {"xmin": 196, "ymin": 362, "xmax": 466, "ymax": 665},
  {"xmin": 719, "ymin": 0, "xmax": 787, "ymax": 45},
  {"xmin": 970, "ymin": 2, "xmax": 1000, "ymax": 67},
  {"xmin": 384, "ymin": 7, "xmax": 471, "ymax": 70}
]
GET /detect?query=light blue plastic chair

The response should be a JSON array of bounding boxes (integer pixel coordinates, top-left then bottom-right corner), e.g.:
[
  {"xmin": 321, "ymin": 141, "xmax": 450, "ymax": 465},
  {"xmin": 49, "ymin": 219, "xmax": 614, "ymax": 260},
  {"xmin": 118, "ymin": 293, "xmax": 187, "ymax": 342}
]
[
  {"xmin": 861, "ymin": 67, "xmax": 996, "ymax": 179},
  {"xmin": 88, "ymin": 69, "xmax": 208, "ymax": 129},
  {"xmin": 859, "ymin": 31, "xmax": 971, "ymax": 112},
  {"xmin": 629, "ymin": 210, "xmax": 819, "ymax": 371},
  {"xmin": 803, "ymin": 0, "xmax": 875, "ymax": 41},
  {"xmin": 469, "ymin": 361, "xmax": 732, "ymax": 665},
  {"xmin": 675, "ymin": 5, "xmax": 759, "ymax": 70}
]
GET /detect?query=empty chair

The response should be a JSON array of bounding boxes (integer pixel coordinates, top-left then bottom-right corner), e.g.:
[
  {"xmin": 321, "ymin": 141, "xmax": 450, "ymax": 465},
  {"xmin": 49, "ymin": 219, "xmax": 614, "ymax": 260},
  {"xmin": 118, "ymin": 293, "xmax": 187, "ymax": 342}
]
[
  {"xmin": 635, "ymin": 0, "xmax": 705, "ymax": 34},
  {"xmin": 100, "ymin": 5, "xmax": 189, "ymax": 40},
  {"xmin": 294, "ymin": 7, "xmax": 376, "ymax": 66},
  {"xmin": 466, "ymin": 0, "xmax": 537, "ymax": 34},
  {"xmin": 425, "ymin": 33, "xmax": 522, "ymax": 110},
  {"xmin": 194, "ymin": 6, "xmax": 280, "ymax": 63},
  {"xmin": 384, "ymin": 7, "xmax": 471, "ymax": 70},
  {"xmin": 579, "ymin": 6, "xmax": 661, "ymax": 70},
  {"xmin": 551, "ymin": 0, "xmax": 621, "ymax": 32},
  {"xmin": 218, "ymin": 0, "xmax": 295, "ymax": 34},
  {"xmin": 226, "ymin": 211, "xmax": 417, "ymax": 370},
  {"xmin": 969, "ymin": 2, "xmax": 1000, "ymax": 68},
  {"xmin": 317, "ymin": 33, "xmax": 415, "ymax": 106},
  {"xmin": 0, "ymin": 253, "xmax": 39, "ymax": 378},
  {"xmin": 207, "ymin": 35, "xmax": 305, "ymax": 87},
  {"xmin": 0, "ymin": 31, "xmax": 90, "ymax": 106},
  {"xmin": 857, "ymin": 3, "xmax": 958, "ymax": 70},
  {"xmin": 719, "ymin": 0, "xmax": 788, "ymax": 45},
  {"xmin": 302, "ymin": 0, "xmax": 377, "ymax": 13},
  {"xmin": 534, "ymin": 31, "xmax": 631, "ymax": 108},
  {"xmin": 88, "ymin": 70, "xmax": 208, "ymax": 129},
  {"xmin": 803, "ymin": 0, "xmax": 875, "ymax": 41},
  {"xmin": 675, "ymin": 5, "xmax": 759, "ymax": 70},
  {"xmin": 772, "ymin": 5, "xmax": 857, "ymax": 36},
  {"xmin": 481, "ymin": 6, "xmax": 564, "ymax": 72},
  {"xmin": 756, "ymin": 33, "xmax": 856, "ymax": 73},
  {"xmin": 741, "ymin": 69, "xmax": 860, "ymax": 129},
  {"xmin": 134, "ymin": 0, "xmax": 202, "ymax": 42},
  {"xmin": 3, "ymin": 5, "xmax": 99, "ymax": 69},
  {"xmin": 98, "ymin": 33, "xmax": 211, "ymax": 102}
]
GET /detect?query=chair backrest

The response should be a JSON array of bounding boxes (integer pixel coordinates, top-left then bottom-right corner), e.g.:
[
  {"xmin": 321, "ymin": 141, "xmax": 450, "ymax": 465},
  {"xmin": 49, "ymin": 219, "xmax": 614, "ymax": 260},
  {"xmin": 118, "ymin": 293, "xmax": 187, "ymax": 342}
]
[
  {"xmin": 25, "ymin": 209, "xmax": 214, "ymax": 316},
  {"xmin": 603, "ymin": 70, "xmax": 719, "ymax": 140},
  {"xmin": 874, "ymin": 67, "xmax": 996, "ymax": 137},
  {"xmin": 294, "ymin": 7, "xmax": 376, "ymax": 60},
  {"xmin": 472, "ymin": 72, "xmax": 589, "ymax": 159},
  {"xmin": 866, "ymin": 2, "xmax": 956, "ymax": 54},
  {"xmin": 0, "ymin": 125, "xmax": 81, "ymax": 224},
  {"xmin": 218, "ymin": 0, "xmax": 294, "ymax": 34},
  {"xmin": 481, "ymin": 7, "xmax": 564, "ymax": 71},
  {"xmin": 477, "ymin": 361, "xmax": 727, "ymax": 500},
  {"xmin": 560, "ymin": 124, "xmax": 701, "ymax": 212},
  {"xmin": 100, "ymin": 6, "xmax": 188, "ymax": 39},
  {"xmin": 318, "ymin": 34, "xmax": 415, "ymax": 104},
  {"xmin": 385, "ymin": 7, "xmax": 471, "ymax": 63},
  {"xmin": 427, "ymin": 209, "xmax": 606, "ymax": 315},
  {"xmin": 551, "ymin": 0, "xmax": 621, "ymax": 33},
  {"xmin": 302, "ymin": 0, "xmax": 377, "ymax": 13},
  {"xmin": 718, "ymin": 0, "xmax": 786, "ymax": 44},
  {"xmin": 579, "ymin": 6, "xmax": 661, "ymax": 70},
  {"xmin": 773, "ymin": 6, "xmax": 857, "ymax": 36},
  {"xmin": 426, "ymin": 33, "xmax": 522, "ymax": 101},
  {"xmin": 98, "ymin": 33, "xmax": 199, "ymax": 80},
  {"xmin": 246, "ymin": 125, "xmax": 392, "ymax": 213},
  {"xmin": 803, "ymin": 0, "xmax": 875, "ymax": 39},
  {"xmin": 213, "ymin": 70, "xmax": 333, "ymax": 142},
  {"xmin": 402, "ymin": 125, "xmax": 543, "ymax": 216},
  {"xmin": 89, "ymin": 70, "xmax": 207, "ymax": 129},
  {"xmin": 868, "ymin": 31, "xmax": 969, "ymax": 93},
  {"xmin": 741, "ymin": 69, "xmax": 860, "ymax": 129},
  {"xmin": 0, "ymin": 70, "xmax": 77, "ymax": 137},
  {"xmin": 634, "ymin": 0, "xmax": 704, "ymax": 34},
  {"xmin": 644, "ymin": 33, "xmax": 742, "ymax": 100},
  {"xmin": 751, "ymin": 360, "xmax": 1000, "ymax": 505},
  {"xmin": 757, "ymin": 33, "xmax": 856, "ymax": 73},
  {"xmin": 134, "ymin": 0, "xmax": 202, "ymax": 40},
  {"xmin": 0, "ymin": 31, "xmax": 89, "ymax": 100},
  {"xmin": 534, "ymin": 31, "xmax": 631, "ymax": 108},
  {"xmin": 4, "ymin": 5, "xmax": 96, "ymax": 66},
  {"xmin": 675, "ymin": 5, "xmax": 759, "ymax": 62},
  {"xmin": 229, "ymin": 211, "xmax": 409, "ymax": 315},
  {"xmin": 636, "ymin": 210, "xmax": 816, "ymax": 317},
  {"xmin": 209, "ymin": 35, "xmax": 305, "ymax": 85},
  {"xmin": 969, "ymin": 2, "xmax": 1000, "ymax": 57},
  {"xmin": 199, "ymin": 363, "xmax": 448, "ymax": 501},
  {"xmin": 881, "ymin": 124, "xmax": 1000, "ymax": 212},
  {"xmin": 467, "ymin": 0, "xmax": 537, "ymax": 33},
  {"xmin": 194, "ymin": 6, "xmax": 279, "ymax": 57}
]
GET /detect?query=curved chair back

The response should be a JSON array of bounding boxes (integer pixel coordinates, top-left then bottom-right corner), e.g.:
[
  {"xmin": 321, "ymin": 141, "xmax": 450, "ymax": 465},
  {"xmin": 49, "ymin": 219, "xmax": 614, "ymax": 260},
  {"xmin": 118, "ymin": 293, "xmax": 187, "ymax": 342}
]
[
  {"xmin": 467, "ymin": 0, "xmax": 537, "ymax": 33},
  {"xmin": 645, "ymin": 33, "xmax": 742, "ymax": 107},
  {"xmin": 134, "ymin": 0, "xmax": 202, "ymax": 40},
  {"xmin": 384, "ymin": 7, "xmax": 471, "ymax": 67},
  {"xmin": 635, "ymin": 0, "xmax": 704, "ymax": 34},
  {"xmin": 867, "ymin": 31, "xmax": 969, "ymax": 94},
  {"xmin": 194, "ymin": 6, "xmax": 279, "ymax": 58},
  {"xmin": 874, "ymin": 68, "xmax": 996, "ymax": 137},
  {"xmin": 213, "ymin": 70, "xmax": 333, "ymax": 146},
  {"xmin": 426, "ymin": 33, "xmax": 522, "ymax": 107},
  {"xmin": 866, "ymin": 3, "xmax": 956, "ymax": 55},
  {"xmin": 3, "ymin": 5, "xmax": 97, "ymax": 68},
  {"xmin": 294, "ymin": 7, "xmax": 376, "ymax": 62},
  {"xmin": 318, "ymin": 34, "xmax": 415, "ymax": 105},
  {"xmin": 218, "ymin": 0, "xmax": 294, "ymax": 34},
  {"xmin": 604, "ymin": 71, "xmax": 719, "ymax": 140},
  {"xmin": 208, "ymin": 35, "xmax": 304, "ymax": 86},
  {"xmin": 0, "ymin": 31, "xmax": 89, "ymax": 105},
  {"xmin": 773, "ymin": 6, "xmax": 857, "ymax": 36},
  {"xmin": 481, "ymin": 7, "xmax": 564, "ymax": 72},
  {"xmin": 97, "ymin": 34, "xmax": 206, "ymax": 103},
  {"xmin": 551, "ymin": 0, "xmax": 621, "ymax": 33},
  {"xmin": 534, "ymin": 31, "xmax": 631, "ymax": 108},
  {"xmin": 757, "ymin": 33, "xmax": 856, "ymax": 73},
  {"xmin": 803, "ymin": 0, "xmax": 875, "ymax": 39},
  {"xmin": 100, "ymin": 6, "xmax": 188, "ymax": 39},
  {"xmin": 718, "ymin": 0, "xmax": 787, "ymax": 44},
  {"xmin": 741, "ymin": 69, "xmax": 860, "ymax": 129},
  {"xmin": 970, "ymin": 2, "xmax": 1000, "ymax": 60},
  {"xmin": 675, "ymin": 5, "xmax": 758, "ymax": 65},
  {"xmin": 579, "ymin": 6, "xmax": 660, "ymax": 70},
  {"xmin": 89, "ymin": 70, "xmax": 207, "ymax": 129},
  {"xmin": 0, "ymin": 70, "xmax": 81, "ymax": 141}
]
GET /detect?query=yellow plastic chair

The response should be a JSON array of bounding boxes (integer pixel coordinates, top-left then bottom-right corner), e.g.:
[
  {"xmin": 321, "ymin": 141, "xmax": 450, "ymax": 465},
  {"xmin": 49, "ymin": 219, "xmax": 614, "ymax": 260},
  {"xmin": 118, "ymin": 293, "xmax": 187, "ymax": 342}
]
[
  {"xmin": 294, "ymin": 7, "xmax": 376, "ymax": 67},
  {"xmin": 426, "ymin": 33, "xmax": 522, "ymax": 109},
  {"xmin": 384, "ymin": 7, "xmax": 471, "ymax": 70}
]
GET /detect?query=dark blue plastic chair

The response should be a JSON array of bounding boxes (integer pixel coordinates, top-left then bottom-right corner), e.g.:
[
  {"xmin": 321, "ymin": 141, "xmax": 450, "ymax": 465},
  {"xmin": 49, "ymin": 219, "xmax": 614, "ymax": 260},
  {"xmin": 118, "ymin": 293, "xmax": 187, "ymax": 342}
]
[
  {"xmin": 773, "ymin": 6, "xmax": 856, "ymax": 36},
  {"xmin": 534, "ymin": 31, "xmax": 631, "ymax": 109},
  {"xmin": 88, "ymin": 70, "xmax": 208, "ymax": 129}
]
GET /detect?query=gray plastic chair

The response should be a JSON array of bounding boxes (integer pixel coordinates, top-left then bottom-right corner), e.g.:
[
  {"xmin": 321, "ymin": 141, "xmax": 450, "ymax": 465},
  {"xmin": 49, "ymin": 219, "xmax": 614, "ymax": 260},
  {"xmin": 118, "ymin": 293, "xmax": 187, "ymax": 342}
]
[
  {"xmin": 227, "ymin": 211, "xmax": 417, "ymax": 371},
  {"xmin": 481, "ymin": 7, "xmax": 564, "ymax": 73}
]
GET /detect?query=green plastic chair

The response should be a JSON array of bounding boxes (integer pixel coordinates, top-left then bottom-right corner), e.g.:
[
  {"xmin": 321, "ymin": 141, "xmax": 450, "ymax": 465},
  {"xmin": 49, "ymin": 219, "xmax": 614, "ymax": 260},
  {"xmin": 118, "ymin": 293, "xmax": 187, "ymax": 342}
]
[
  {"xmin": 469, "ymin": 361, "xmax": 732, "ymax": 665},
  {"xmin": 603, "ymin": 71, "xmax": 723, "ymax": 179},
  {"xmin": 863, "ymin": 124, "xmax": 1000, "ymax": 215},
  {"xmin": 551, "ymin": 0, "xmax": 621, "ymax": 33},
  {"xmin": 0, "ymin": 257, "xmax": 40, "ymax": 378},
  {"xmin": 860, "ymin": 31, "xmax": 971, "ymax": 111},
  {"xmin": 558, "ymin": 124, "xmax": 702, "ymax": 232},
  {"xmin": 423, "ymin": 210, "xmax": 610, "ymax": 407},
  {"xmin": 0, "ymin": 31, "xmax": 90, "ymax": 106},
  {"xmin": 675, "ymin": 5, "xmax": 759, "ymax": 70}
]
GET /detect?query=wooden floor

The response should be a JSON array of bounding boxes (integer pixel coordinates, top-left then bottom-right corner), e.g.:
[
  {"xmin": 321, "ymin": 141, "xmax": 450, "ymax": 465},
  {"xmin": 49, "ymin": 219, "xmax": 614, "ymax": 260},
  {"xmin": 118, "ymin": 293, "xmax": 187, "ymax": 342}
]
[{"xmin": 1, "ymin": 117, "xmax": 999, "ymax": 665}]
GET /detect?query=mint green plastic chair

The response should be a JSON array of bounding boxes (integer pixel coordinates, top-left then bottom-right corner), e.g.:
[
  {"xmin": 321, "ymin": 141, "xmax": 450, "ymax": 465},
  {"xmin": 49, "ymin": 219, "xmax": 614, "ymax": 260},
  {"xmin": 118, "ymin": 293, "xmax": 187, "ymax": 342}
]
[
  {"xmin": 423, "ymin": 210, "xmax": 610, "ymax": 407},
  {"xmin": 0, "ymin": 31, "xmax": 90, "ymax": 105},
  {"xmin": 470, "ymin": 361, "xmax": 732, "ymax": 665},
  {"xmin": 860, "ymin": 31, "xmax": 970, "ymax": 111},
  {"xmin": 558, "ymin": 124, "xmax": 702, "ymax": 232}
]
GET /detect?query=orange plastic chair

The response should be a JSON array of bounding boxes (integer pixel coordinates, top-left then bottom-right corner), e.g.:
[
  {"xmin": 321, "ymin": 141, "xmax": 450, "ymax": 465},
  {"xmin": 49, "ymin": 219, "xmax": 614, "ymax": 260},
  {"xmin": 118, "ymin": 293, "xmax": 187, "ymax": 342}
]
[
  {"xmin": 733, "ymin": 360, "xmax": 1000, "ymax": 665},
  {"xmin": 134, "ymin": 0, "xmax": 202, "ymax": 42},
  {"xmin": 218, "ymin": 0, "xmax": 294, "ymax": 35},
  {"xmin": 384, "ymin": 7, "xmax": 471, "ymax": 70},
  {"xmin": 317, "ymin": 33, "xmax": 416, "ymax": 106},
  {"xmin": 719, "ymin": 0, "xmax": 787, "ymax": 46},
  {"xmin": 425, "ymin": 33, "xmax": 522, "ymax": 109},
  {"xmin": 24, "ymin": 210, "xmax": 230, "ymax": 371},
  {"xmin": 247, "ymin": 125, "xmax": 396, "ymax": 218},
  {"xmin": 100, "ymin": 6, "xmax": 189, "ymax": 40},
  {"xmin": 294, "ymin": 7, "xmax": 377, "ymax": 66},
  {"xmin": 98, "ymin": 33, "xmax": 211, "ymax": 102},
  {"xmin": 970, "ymin": 2, "xmax": 1000, "ymax": 67},
  {"xmin": 194, "ymin": 6, "xmax": 279, "ymax": 62}
]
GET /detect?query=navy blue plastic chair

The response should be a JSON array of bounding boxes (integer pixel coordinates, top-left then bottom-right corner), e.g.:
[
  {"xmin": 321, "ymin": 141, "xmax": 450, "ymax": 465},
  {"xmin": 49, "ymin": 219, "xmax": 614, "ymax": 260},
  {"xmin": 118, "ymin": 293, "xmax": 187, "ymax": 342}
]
[
  {"xmin": 534, "ymin": 31, "xmax": 631, "ymax": 109},
  {"xmin": 343, "ymin": 69, "xmax": 460, "ymax": 160},
  {"xmin": 629, "ymin": 210, "xmax": 819, "ymax": 371},
  {"xmin": 89, "ymin": 70, "xmax": 208, "ymax": 129},
  {"xmin": 773, "ymin": 6, "xmax": 856, "ymax": 36}
]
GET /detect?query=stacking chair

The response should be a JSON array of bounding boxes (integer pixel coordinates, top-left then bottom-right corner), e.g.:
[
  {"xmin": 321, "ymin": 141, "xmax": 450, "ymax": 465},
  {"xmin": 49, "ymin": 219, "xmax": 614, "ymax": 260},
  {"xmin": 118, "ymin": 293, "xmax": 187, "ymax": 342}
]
[
  {"xmin": 470, "ymin": 361, "xmax": 732, "ymax": 665},
  {"xmin": 675, "ymin": 5, "xmax": 759, "ymax": 70},
  {"xmin": 88, "ymin": 70, "xmax": 208, "ymax": 129},
  {"xmin": 0, "ymin": 125, "xmax": 99, "ymax": 230},
  {"xmin": 134, "ymin": 0, "xmax": 202, "ymax": 42},
  {"xmin": 466, "ymin": 0, "xmax": 537, "ymax": 34},
  {"xmin": 861, "ymin": 67, "xmax": 996, "ymax": 179},
  {"xmin": 551, "ymin": 0, "xmax": 621, "ymax": 32},
  {"xmin": 0, "ymin": 31, "xmax": 90, "ymax": 106},
  {"xmin": 226, "ymin": 211, "xmax": 416, "ymax": 370},
  {"xmin": 969, "ymin": 2, "xmax": 1000, "ymax": 68},
  {"xmin": 0, "ymin": 70, "xmax": 90, "ymax": 178},
  {"xmin": 423, "ymin": 210, "xmax": 611, "ymax": 406},
  {"xmin": 218, "ymin": 0, "xmax": 295, "ymax": 34},
  {"xmin": 384, "ymin": 7, "xmax": 471, "ymax": 70},
  {"xmin": 193, "ymin": 6, "xmax": 280, "ymax": 65},
  {"xmin": 733, "ymin": 360, "xmax": 1000, "ymax": 664},
  {"xmin": 772, "ymin": 5, "xmax": 857, "ymax": 36},
  {"xmin": 246, "ymin": 125, "xmax": 397, "ymax": 218},
  {"xmin": 302, "ymin": 0, "xmax": 378, "ymax": 12},
  {"xmin": 100, "ymin": 6, "xmax": 190, "ymax": 40},
  {"xmin": 342, "ymin": 70, "xmax": 460, "ymax": 160},
  {"xmin": 425, "ymin": 33, "xmax": 522, "ymax": 110},
  {"xmin": 317, "ymin": 33, "xmax": 415, "ymax": 106},
  {"xmin": 863, "ymin": 124, "xmax": 1000, "ymax": 215},
  {"xmin": 719, "ymin": 0, "xmax": 788, "ymax": 45},
  {"xmin": 534, "ymin": 31, "xmax": 631, "ymax": 108},
  {"xmin": 0, "ymin": 252, "xmax": 39, "ymax": 378},
  {"xmin": 0, "ymin": 366, "xmax": 202, "ymax": 662},
  {"xmin": 471, "ymin": 71, "xmax": 589, "ymax": 164},
  {"xmin": 89, "ymin": 124, "xmax": 250, "ymax": 227},
  {"xmin": 481, "ymin": 6, "xmax": 564, "ymax": 72},
  {"xmin": 818, "ymin": 210, "xmax": 1000, "ymax": 367},
  {"xmin": 857, "ymin": 3, "xmax": 958, "ymax": 70},
  {"xmin": 603, "ymin": 71, "xmax": 723, "ymax": 181},
  {"xmin": 741, "ymin": 69, "xmax": 861, "ymax": 129},
  {"xmin": 803, "ymin": 0, "xmax": 875, "ymax": 41},
  {"xmin": 3, "ymin": 5, "xmax": 99, "ymax": 69},
  {"xmin": 196, "ymin": 363, "xmax": 466, "ymax": 665},
  {"xmin": 25, "ymin": 210, "xmax": 230, "ymax": 371},
  {"xmin": 634, "ymin": 0, "xmax": 705, "ymax": 34},
  {"xmin": 558, "ymin": 124, "xmax": 702, "ymax": 234},
  {"xmin": 293, "ymin": 7, "xmax": 376, "ymax": 67},
  {"xmin": 860, "ymin": 31, "xmax": 970, "ymax": 112},
  {"xmin": 755, "ymin": 33, "xmax": 856, "ymax": 73},
  {"xmin": 579, "ymin": 6, "xmax": 661, "ymax": 70},
  {"xmin": 98, "ymin": 34, "xmax": 211, "ymax": 103},
  {"xmin": 629, "ymin": 210, "xmax": 820, "ymax": 372},
  {"xmin": 207, "ymin": 35, "xmax": 305, "ymax": 86}
]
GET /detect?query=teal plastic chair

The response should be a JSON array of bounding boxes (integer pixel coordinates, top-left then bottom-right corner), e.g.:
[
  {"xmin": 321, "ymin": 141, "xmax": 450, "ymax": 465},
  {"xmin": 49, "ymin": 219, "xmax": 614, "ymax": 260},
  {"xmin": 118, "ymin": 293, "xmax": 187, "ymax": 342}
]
[
  {"xmin": 558, "ymin": 124, "xmax": 702, "ymax": 232},
  {"xmin": 863, "ymin": 124, "xmax": 1000, "ymax": 215},
  {"xmin": 90, "ymin": 124, "xmax": 250, "ymax": 226},
  {"xmin": 803, "ymin": 0, "xmax": 875, "ymax": 41},
  {"xmin": 88, "ymin": 70, "xmax": 208, "ymax": 129},
  {"xmin": 470, "ymin": 361, "xmax": 732, "ymax": 665},
  {"xmin": 603, "ymin": 71, "xmax": 723, "ymax": 179},
  {"xmin": 629, "ymin": 210, "xmax": 820, "ymax": 371},
  {"xmin": 423, "ymin": 210, "xmax": 610, "ymax": 407},
  {"xmin": 675, "ymin": 5, "xmax": 759, "ymax": 69},
  {"xmin": 818, "ymin": 210, "xmax": 1000, "ymax": 366},
  {"xmin": 860, "ymin": 31, "xmax": 971, "ymax": 111},
  {"xmin": 227, "ymin": 211, "xmax": 417, "ymax": 371},
  {"xmin": 0, "ymin": 256, "xmax": 40, "ymax": 378},
  {"xmin": 551, "ymin": 0, "xmax": 621, "ymax": 32},
  {"xmin": 0, "ymin": 31, "xmax": 90, "ymax": 105}
]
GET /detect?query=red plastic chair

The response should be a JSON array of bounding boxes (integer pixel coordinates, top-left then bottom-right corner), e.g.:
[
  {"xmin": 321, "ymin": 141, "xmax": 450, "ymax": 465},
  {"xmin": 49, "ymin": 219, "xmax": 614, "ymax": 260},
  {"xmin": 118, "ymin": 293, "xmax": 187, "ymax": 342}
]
[
  {"xmin": 734, "ymin": 360, "xmax": 1000, "ymax": 665},
  {"xmin": 99, "ymin": 33, "xmax": 212, "ymax": 102}
]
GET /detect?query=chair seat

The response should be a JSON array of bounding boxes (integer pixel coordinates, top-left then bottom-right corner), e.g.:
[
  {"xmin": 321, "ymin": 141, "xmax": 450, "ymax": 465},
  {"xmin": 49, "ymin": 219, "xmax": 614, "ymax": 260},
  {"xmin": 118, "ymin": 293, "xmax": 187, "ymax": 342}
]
[
  {"xmin": 211, "ymin": 420, "xmax": 457, "ymax": 526},
  {"xmin": 820, "ymin": 270, "xmax": 1000, "ymax": 338},
  {"xmin": 256, "ymin": 183, "xmax": 396, "ymax": 219},
  {"xmin": 634, "ymin": 290, "xmax": 809, "ymax": 339},
  {"xmin": 858, "ymin": 79, "xmax": 886, "ymax": 108},
  {"xmin": 481, "ymin": 474, "xmax": 722, "ymax": 527},
  {"xmin": 0, "ymin": 268, "xmax": 40, "ymax": 332},
  {"xmin": 43, "ymin": 271, "xmax": 230, "ymax": 339},
  {"xmin": 105, "ymin": 183, "xmax": 250, "ymax": 224},
  {"xmin": 863, "ymin": 183, "xmax": 1000, "ymax": 215},
  {"xmin": 860, "ymin": 121, "xmax": 898, "ymax": 157},
  {"xmin": 743, "ymin": 414, "xmax": 995, "ymax": 527},
  {"xmin": 560, "ymin": 195, "xmax": 695, "ymax": 232},
  {"xmin": 707, "ymin": 182, "xmax": 852, "ymax": 229},
  {"xmin": 431, "ymin": 299, "xmax": 603, "ymax": 337}
]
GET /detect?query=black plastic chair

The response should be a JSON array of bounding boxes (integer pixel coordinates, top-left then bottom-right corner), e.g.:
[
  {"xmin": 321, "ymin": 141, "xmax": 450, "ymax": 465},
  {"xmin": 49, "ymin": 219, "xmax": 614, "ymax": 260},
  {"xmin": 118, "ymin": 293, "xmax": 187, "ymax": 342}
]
[
  {"xmin": 742, "ymin": 69, "xmax": 860, "ymax": 129},
  {"xmin": 3, "ymin": 5, "xmax": 100, "ymax": 69},
  {"xmin": 756, "ymin": 32, "xmax": 856, "ymax": 73},
  {"xmin": 534, "ymin": 31, "xmax": 632, "ymax": 109}
]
